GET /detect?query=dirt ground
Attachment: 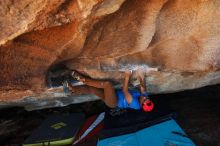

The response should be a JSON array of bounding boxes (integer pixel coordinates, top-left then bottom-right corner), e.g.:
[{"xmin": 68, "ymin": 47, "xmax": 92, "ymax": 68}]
[{"xmin": 0, "ymin": 84, "xmax": 220, "ymax": 146}]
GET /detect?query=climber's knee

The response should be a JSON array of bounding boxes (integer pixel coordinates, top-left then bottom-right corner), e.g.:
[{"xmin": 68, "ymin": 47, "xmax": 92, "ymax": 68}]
[{"xmin": 101, "ymin": 81, "xmax": 113, "ymax": 88}]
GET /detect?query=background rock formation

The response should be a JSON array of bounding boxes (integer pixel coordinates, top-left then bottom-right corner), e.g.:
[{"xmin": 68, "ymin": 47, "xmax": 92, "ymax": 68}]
[{"xmin": 0, "ymin": 0, "xmax": 220, "ymax": 109}]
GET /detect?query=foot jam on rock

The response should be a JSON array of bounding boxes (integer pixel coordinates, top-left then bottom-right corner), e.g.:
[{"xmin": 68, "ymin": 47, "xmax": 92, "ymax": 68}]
[{"xmin": 71, "ymin": 71, "xmax": 86, "ymax": 82}]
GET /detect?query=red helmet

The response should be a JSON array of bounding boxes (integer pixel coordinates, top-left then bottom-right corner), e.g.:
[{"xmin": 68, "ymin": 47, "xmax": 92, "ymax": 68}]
[{"xmin": 142, "ymin": 99, "xmax": 154, "ymax": 112}]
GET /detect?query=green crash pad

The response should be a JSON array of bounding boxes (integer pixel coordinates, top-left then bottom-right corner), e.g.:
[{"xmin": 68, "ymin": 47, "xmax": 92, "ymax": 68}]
[{"xmin": 23, "ymin": 113, "xmax": 85, "ymax": 146}]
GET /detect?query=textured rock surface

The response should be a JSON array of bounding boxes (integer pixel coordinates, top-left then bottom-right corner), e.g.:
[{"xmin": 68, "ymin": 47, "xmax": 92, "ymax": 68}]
[
  {"xmin": 0, "ymin": 0, "xmax": 220, "ymax": 108},
  {"xmin": 67, "ymin": 0, "xmax": 220, "ymax": 92}
]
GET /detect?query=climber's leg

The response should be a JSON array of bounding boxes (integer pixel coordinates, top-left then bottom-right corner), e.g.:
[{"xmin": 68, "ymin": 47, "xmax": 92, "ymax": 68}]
[
  {"xmin": 68, "ymin": 79, "xmax": 118, "ymax": 108},
  {"xmin": 68, "ymin": 83, "xmax": 104, "ymax": 98}
]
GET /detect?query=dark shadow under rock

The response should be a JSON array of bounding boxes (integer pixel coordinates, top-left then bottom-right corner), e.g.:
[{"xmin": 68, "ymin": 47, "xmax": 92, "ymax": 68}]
[{"xmin": 0, "ymin": 84, "xmax": 220, "ymax": 145}]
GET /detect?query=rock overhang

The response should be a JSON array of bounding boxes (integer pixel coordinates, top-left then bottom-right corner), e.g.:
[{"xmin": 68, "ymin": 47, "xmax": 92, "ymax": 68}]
[{"xmin": 0, "ymin": 0, "xmax": 220, "ymax": 109}]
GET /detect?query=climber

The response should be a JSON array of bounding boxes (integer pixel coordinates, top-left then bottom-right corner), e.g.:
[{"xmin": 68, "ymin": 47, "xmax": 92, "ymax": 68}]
[{"xmin": 66, "ymin": 70, "xmax": 154, "ymax": 112}]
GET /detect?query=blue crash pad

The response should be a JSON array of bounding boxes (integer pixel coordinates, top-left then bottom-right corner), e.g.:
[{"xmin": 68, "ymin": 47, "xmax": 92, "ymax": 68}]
[{"xmin": 98, "ymin": 118, "xmax": 195, "ymax": 146}]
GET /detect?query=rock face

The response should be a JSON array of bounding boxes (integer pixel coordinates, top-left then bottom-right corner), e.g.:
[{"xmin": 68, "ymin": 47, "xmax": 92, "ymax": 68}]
[{"xmin": 0, "ymin": 0, "xmax": 220, "ymax": 109}]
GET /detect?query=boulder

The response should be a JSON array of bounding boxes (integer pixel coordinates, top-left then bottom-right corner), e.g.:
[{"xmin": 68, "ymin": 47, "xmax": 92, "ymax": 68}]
[{"xmin": 0, "ymin": 0, "xmax": 220, "ymax": 109}]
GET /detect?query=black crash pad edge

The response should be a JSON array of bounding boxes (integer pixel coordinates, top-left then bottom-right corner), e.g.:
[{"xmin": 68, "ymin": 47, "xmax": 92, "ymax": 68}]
[{"xmin": 99, "ymin": 112, "xmax": 176, "ymax": 139}]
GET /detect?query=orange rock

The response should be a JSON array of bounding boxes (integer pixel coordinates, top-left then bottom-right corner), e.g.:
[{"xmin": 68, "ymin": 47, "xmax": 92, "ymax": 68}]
[{"xmin": 0, "ymin": 0, "xmax": 220, "ymax": 107}]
